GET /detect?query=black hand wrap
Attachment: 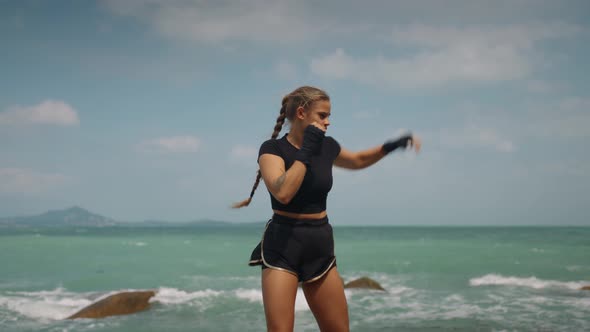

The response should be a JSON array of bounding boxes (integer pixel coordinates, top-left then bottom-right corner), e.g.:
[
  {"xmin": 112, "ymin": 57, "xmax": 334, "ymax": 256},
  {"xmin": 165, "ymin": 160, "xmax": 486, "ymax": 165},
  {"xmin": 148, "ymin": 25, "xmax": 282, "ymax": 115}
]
[
  {"xmin": 294, "ymin": 125, "xmax": 325, "ymax": 166},
  {"xmin": 382, "ymin": 134, "xmax": 413, "ymax": 154}
]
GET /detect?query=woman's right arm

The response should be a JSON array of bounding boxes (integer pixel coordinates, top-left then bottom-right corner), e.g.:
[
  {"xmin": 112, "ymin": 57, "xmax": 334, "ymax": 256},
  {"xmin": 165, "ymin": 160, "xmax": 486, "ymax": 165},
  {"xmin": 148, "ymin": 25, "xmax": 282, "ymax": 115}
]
[{"xmin": 258, "ymin": 154, "xmax": 307, "ymax": 205}]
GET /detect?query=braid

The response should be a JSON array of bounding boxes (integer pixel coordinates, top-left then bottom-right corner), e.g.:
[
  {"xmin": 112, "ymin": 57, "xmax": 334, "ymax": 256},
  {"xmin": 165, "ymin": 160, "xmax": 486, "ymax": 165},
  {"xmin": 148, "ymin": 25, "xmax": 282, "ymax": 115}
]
[
  {"xmin": 232, "ymin": 104, "xmax": 287, "ymax": 208},
  {"xmin": 273, "ymin": 101, "xmax": 288, "ymax": 139}
]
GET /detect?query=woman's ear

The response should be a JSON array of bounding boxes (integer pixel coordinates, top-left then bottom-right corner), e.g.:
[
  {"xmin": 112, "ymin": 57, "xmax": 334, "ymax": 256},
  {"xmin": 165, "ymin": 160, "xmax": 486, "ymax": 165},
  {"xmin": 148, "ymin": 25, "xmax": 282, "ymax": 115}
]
[{"xmin": 296, "ymin": 106, "xmax": 306, "ymax": 120}]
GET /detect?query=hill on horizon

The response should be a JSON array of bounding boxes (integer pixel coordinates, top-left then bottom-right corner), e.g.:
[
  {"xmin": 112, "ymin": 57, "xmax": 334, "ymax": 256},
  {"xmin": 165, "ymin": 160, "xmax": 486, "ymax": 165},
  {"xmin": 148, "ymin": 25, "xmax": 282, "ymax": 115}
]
[
  {"xmin": 0, "ymin": 207, "xmax": 260, "ymax": 227},
  {"xmin": 0, "ymin": 206, "xmax": 117, "ymax": 227}
]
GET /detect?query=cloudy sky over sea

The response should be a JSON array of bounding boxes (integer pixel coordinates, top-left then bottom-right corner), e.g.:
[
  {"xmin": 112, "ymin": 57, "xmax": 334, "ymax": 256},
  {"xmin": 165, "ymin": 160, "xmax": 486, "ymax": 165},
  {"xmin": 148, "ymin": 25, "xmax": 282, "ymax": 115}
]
[{"xmin": 1, "ymin": 0, "xmax": 589, "ymax": 225}]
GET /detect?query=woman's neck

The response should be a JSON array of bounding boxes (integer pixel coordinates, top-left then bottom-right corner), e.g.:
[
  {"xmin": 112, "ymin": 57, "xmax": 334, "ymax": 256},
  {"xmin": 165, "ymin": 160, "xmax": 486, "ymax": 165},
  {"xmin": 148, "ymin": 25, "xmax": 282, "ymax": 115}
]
[{"xmin": 287, "ymin": 126, "xmax": 304, "ymax": 149}]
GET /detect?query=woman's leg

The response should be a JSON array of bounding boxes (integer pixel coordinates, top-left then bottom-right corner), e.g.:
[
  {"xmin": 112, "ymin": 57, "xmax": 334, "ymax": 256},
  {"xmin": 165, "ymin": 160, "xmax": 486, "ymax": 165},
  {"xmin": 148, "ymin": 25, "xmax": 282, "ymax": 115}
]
[
  {"xmin": 302, "ymin": 266, "xmax": 350, "ymax": 332},
  {"xmin": 261, "ymin": 268, "xmax": 299, "ymax": 332}
]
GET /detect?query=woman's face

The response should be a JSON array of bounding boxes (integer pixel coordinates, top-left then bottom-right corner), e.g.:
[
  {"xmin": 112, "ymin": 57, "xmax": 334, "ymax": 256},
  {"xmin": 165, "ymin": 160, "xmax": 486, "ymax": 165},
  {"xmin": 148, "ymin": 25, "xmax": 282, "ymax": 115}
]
[{"xmin": 299, "ymin": 99, "xmax": 331, "ymax": 131}]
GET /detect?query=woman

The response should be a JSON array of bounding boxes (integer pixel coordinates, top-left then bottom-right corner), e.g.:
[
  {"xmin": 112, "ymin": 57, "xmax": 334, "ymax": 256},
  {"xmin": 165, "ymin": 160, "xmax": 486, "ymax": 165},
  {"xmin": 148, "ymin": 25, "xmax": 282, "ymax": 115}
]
[{"xmin": 233, "ymin": 86, "xmax": 421, "ymax": 332}]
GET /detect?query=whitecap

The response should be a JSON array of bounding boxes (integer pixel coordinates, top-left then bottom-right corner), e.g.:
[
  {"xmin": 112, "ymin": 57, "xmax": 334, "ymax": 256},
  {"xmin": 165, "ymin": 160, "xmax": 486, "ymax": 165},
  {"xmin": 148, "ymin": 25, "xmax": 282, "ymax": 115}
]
[
  {"xmin": 0, "ymin": 287, "xmax": 164, "ymax": 321},
  {"xmin": 0, "ymin": 287, "xmax": 93, "ymax": 321},
  {"xmin": 151, "ymin": 287, "xmax": 222, "ymax": 305},
  {"xmin": 469, "ymin": 274, "xmax": 588, "ymax": 290},
  {"xmin": 122, "ymin": 241, "xmax": 147, "ymax": 247},
  {"xmin": 234, "ymin": 288, "xmax": 311, "ymax": 312},
  {"xmin": 566, "ymin": 265, "xmax": 586, "ymax": 272}
]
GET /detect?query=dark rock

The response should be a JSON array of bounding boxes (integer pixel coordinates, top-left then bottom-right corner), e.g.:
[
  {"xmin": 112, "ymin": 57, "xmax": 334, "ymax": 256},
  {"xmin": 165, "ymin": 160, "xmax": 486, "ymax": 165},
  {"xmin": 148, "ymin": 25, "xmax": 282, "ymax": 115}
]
[
  {"xmin": 343, "ymin": 277, "xmax": 386, "ymax": 291},
  {"xmin": 581, "ymin": 286, "xmax": 590, "ymax": 291},
  {"xmin": 67, "ymin": 290, "xmax": 156, "ymax": 319}
]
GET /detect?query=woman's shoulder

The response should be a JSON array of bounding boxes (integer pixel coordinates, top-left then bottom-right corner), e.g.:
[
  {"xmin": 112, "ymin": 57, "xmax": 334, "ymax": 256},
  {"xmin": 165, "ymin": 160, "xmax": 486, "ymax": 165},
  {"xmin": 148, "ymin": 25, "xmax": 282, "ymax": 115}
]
[
  {"xmin": 324, "ymin": 136, "xmax": 341, "ymax": 157},
  {"xmin": 324, "ymin": 135, "xmax": 340, "ymax": 148},
  {"xmin": 258, "ymin": 136, "xmax": 285, "ymax": 158},
  {"xmin": 325, "ymin": 135, "xmax": 339, "ymax": 144},
  {"xmin": 259, "ymin": 136, "xmax": 284, "ymax": 149}
]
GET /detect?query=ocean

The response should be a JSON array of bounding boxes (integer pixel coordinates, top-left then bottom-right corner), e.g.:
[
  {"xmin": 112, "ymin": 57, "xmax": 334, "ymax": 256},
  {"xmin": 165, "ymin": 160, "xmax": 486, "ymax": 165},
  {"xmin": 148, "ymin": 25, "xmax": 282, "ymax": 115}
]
[{"xmin": 0, "ymin": 224, "xmax": 589, "ymax": 331}]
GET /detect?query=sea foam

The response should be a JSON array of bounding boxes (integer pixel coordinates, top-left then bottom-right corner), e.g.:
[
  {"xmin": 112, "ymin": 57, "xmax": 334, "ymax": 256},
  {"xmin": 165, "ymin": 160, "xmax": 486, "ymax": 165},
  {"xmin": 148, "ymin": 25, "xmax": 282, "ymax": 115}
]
[
  {"xmin": 152, "ymin": 287, "xmax": 222, "ymax": 305},
  {"xmin": 0, "ymin": 287, "xmax": 92, "ymax": 320},
  {"xmin": 469, "ymin": 274, "xmax": 587, "ymax": 290}
]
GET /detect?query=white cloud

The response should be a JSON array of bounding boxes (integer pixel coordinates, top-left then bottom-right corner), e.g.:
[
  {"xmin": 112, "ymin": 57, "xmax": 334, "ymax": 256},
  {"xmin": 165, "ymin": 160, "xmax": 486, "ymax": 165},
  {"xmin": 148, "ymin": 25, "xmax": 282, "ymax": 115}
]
[
  {"xmin": 102, "ymin": 0, "xmax": 585, "ymax": 44},
  {"xmin": 390, "ymin": 23, "xmax": 579, "ymax": 48},
  {"xmin": 230, "ymin": 145, "xmax": 257, "ymax": 159},
  {"xmin": 311, "ymin": 46, "xmax": 529, "ymax": 89},
  {"xmin": 0, "ymin": 100, "xmax": 79, "ymax": 126},
  {"xmin": 140, "ymin": 136, "xmax": 201, "ymax": 153},
  {"xmin": 437, "ymin": 125, "xmax": 516, "ymax": 152},
  {"xmin": 103, "ymin": 0, "xmax": 316, "ymax": 43},
  {"xmin": 311, "ymin": 23, "xmax": 580, "ymax": 88},
  {"xmin": 101, "ymin": 0, "xmax": 171, "ymax": 17},
  {"xmin": 0, "ymin": 168, "xmax": 69, "ymax": 194}
]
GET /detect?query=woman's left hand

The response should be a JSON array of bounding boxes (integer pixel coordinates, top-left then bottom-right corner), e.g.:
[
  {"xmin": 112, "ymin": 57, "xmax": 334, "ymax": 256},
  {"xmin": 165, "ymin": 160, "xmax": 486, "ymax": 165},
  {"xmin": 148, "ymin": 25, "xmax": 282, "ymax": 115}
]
[{"xmin": 382, "ymin": 133, "xmax": 421, "ymax": 154}]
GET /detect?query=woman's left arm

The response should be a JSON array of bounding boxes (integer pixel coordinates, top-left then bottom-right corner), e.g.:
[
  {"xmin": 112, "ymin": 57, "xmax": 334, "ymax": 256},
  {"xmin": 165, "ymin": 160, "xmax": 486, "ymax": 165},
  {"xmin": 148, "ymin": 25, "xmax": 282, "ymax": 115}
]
[{"xmin": 334, "ymin": 135, "xmax": 421, "ymax": 170}]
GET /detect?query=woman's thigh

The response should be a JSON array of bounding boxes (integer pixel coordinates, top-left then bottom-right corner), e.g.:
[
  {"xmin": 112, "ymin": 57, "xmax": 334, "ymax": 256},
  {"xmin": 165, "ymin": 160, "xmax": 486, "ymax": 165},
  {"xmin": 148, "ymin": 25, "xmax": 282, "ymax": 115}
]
[
  {"xmin": 261, "ymin": 268, "xmax": 299, "ymax": 332},
  {"xmin": 302, "ymin": 266, "xmax": 349, "ymax": 332}
]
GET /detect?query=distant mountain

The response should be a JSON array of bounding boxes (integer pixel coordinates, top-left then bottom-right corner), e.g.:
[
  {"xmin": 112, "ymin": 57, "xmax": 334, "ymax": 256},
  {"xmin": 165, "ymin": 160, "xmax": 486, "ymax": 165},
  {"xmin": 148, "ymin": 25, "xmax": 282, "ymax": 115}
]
[
  {"xmin": 0, "ymin": 207, "xmax": 262, "ymax": 228},
  {"xmin": 0, "ymin": 206, "xmax": 117, "ymax": 227}
]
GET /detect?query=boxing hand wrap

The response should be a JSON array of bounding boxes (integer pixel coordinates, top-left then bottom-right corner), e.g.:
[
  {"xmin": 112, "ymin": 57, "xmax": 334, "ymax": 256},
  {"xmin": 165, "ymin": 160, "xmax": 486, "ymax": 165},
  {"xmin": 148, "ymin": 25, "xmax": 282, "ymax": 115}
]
[
  {"xmin": 294, "ymin": 125, "xmax": 325, "ymax": 166},
  {"xmin": 382, "ymin": 134, "xmax": 413, "ymax": 154}
]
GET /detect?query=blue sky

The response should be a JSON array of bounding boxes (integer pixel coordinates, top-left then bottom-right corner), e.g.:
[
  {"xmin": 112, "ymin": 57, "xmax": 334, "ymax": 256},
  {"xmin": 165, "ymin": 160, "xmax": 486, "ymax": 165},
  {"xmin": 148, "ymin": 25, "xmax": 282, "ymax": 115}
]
[{"xmin": 1, "ymin": 0, "xmax": 589, "ymax": 225}]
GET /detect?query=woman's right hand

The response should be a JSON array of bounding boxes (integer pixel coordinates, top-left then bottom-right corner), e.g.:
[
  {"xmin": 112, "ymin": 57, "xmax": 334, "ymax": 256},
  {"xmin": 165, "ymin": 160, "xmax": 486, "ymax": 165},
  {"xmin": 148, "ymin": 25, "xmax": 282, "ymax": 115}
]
[{"xmin": 295, "ymin": 124, "xmax": 326, "ymax": 165}]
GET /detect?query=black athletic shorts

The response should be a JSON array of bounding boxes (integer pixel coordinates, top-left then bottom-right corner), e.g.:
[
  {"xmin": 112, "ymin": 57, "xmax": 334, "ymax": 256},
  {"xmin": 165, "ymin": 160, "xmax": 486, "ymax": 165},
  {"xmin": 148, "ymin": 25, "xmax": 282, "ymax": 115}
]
[{"xmin": 248, "ymin": 213, "xmax": 337, "ymax": 283}]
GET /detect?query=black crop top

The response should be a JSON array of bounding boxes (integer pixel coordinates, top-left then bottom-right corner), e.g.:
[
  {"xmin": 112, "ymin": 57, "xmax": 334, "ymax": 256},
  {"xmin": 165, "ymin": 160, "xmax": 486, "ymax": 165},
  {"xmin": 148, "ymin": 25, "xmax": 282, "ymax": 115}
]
[{"xmin": 258, "ymin": 133, "xmax": 341, "ymax": 214}]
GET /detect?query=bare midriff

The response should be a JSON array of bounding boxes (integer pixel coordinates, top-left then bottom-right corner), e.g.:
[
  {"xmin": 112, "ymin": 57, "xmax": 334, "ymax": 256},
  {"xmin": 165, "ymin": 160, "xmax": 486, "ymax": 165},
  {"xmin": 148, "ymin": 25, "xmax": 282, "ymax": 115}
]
[{"xmin": 273, "ymin": 209, "xmax": 327, "ymax": 220}]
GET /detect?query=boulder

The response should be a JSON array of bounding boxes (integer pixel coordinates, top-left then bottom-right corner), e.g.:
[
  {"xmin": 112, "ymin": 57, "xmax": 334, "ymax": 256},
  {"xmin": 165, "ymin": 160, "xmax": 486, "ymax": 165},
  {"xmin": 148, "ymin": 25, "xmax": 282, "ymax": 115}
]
[
  {"xmin": 343, "ymin": 277, "xmax": 385, "ymax": 291},
  {"xmin": 581, "ymin": 285, "xmax": 590, "ymax": 291},
  {"xmin": 67, "ymin": 290, "xmax": 156, "ymax": 319}
]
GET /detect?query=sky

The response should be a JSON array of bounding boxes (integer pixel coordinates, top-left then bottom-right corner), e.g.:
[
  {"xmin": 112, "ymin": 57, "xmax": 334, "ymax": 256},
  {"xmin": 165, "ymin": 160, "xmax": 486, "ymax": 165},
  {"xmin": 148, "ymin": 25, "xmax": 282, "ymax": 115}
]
[{"xmin": 0, "ymin": 0, "xmax": 589, "ymax": 225}]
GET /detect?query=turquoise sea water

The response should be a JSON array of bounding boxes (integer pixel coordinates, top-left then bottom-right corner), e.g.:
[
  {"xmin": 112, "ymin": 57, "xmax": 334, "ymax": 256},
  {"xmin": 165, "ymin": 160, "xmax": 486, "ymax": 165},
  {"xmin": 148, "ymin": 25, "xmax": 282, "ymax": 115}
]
[{"xmin": 0, "ymin": 225, "xmax": 589, "ymax": 331}]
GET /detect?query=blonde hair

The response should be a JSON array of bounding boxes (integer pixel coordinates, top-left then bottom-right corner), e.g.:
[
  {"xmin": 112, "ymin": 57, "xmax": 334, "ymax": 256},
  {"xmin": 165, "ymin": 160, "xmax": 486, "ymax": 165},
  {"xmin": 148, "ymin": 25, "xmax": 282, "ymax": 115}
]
[{"xmin": 232, "ymin": 86, "xmax": 330, "ymax": 208}]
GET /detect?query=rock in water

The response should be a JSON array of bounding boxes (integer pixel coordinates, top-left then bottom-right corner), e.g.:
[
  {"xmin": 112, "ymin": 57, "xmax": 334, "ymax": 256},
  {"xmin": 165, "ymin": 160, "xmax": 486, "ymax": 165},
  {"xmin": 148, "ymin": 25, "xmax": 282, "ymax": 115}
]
[
  {"xmin": 343, "ymin": 277, "xmax": 385, "ymax": 291},
  {"xmin": 581, "ymin": 286, "xmax": 590, "ymax": 291},
  {"xmin": 67, "ymin": 290, "xmax": 156, "ymax": 319}
]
